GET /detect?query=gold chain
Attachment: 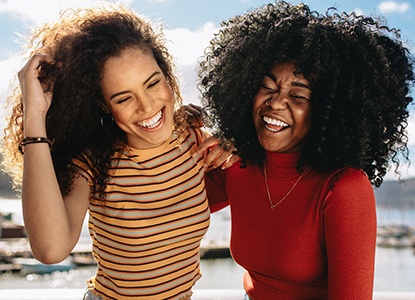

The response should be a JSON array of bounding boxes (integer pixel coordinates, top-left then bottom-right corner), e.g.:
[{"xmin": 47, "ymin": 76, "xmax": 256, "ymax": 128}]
[{"xmin": 264, "ymin": 166, "xmax": 308, "ymax": 209}]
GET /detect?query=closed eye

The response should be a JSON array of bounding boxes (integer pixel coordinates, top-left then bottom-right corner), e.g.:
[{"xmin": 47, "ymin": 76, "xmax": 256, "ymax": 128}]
[
  {"xmin": 291, "ymin": 94, "xmax": 309, "ymax": 101},
  {"xmin": 148, "ymin": 79, "xmax": 160, "ymax": 88},
  {"xmin": 117, "ymin": 97, "xmax": 131, "ymax": 104},
  {"xmin": 260, "ymin": 84, "xmax": 276, "ymax": 92}
]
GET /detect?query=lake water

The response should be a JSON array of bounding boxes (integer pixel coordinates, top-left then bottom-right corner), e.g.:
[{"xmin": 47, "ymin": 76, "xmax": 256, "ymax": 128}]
[{"xmin": 1, "ymin": 199, "xmax": 415, "ymax": 292}]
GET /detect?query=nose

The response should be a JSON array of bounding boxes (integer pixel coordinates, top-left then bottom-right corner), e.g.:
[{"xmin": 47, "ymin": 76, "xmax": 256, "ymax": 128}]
[
  {"xmin": 135, "ymin": 93, "xmax": 155, "ymax": 114},
  {"xmin": 266, "ymin": 91, "xmax": 288, "ymax": 109}
]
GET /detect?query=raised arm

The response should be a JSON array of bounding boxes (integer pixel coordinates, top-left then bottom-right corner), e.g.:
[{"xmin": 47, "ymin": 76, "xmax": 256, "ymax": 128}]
[{"xmin": 19, "ymin": 54, "xmax": 90, "ymax": 264}]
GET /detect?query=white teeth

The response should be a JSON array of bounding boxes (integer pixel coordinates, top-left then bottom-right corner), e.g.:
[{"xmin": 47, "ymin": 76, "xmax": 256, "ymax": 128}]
[
  {"xmin": 137, "ymin": 110, "xmax": 162, "ymax": 128},
  {"xmin": 263, "ymin": 116, "xmax": 288, "ymax": 127}
]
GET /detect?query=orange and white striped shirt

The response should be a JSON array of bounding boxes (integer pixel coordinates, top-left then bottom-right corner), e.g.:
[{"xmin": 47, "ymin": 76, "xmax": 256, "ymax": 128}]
[{"xmin": 73, "ymin": 128, "xmax": 210, "ymax": 300}]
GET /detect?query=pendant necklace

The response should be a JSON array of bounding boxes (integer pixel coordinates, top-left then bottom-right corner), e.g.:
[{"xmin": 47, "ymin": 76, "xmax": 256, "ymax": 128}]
[{"xmin": 264, "ymin": 166, "xmax": 308, "ymax": 209}]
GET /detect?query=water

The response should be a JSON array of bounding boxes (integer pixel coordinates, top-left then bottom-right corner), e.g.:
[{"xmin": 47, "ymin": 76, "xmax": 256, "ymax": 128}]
[
  {"xmin": 1, "ymin": 199, "xmax": 415, "ymax": 292},
  {"xmin": 377, "ymin": 208, "xmax": 415, "ymax": 226},
  {"xmin": 374, "ymin": 247, "xmax": 415, "ymax": 292},
  {"xmin": 1, "ymin": 247, "xmax": 414, "ymax": 292}
]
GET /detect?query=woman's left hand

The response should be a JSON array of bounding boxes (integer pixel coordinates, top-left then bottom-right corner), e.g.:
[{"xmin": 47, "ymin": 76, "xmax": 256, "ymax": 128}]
[{"xmin": 195, "ymin": 136, "xmax": 239, "ymax": 171}]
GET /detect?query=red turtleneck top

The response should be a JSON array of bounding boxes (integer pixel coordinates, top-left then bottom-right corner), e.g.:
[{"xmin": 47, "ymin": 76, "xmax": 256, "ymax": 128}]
[{"xmin": 206, "ymin": 152, "xmax": 377, "ymax": 299}]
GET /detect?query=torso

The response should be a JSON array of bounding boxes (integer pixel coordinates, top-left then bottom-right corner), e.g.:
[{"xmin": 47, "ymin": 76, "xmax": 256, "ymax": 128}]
[
  {"xmin": 74, "ymin": 128, "xmax": 210, "ymax": 300},
  {"xmin": 223, "ymin": 152, "xmax": 376, "ymax": 299}
]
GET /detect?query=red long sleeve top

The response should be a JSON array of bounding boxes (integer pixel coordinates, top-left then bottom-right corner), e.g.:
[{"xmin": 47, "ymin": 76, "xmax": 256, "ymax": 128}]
[{"xmin": 206, "ymin": 151, "xmax": 377, "ymax": 299}]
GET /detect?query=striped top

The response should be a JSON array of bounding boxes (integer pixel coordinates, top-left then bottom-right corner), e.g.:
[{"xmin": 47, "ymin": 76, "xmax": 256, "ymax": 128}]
[{"xmin": 72, "ymin": 128, "xmax": 210, "ymax": 300}]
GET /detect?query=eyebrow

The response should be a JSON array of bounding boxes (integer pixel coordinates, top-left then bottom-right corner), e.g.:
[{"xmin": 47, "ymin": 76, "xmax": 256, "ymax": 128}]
[
  {"xmin": 264, "ymin": 73, "xmax": 312, "ymax": 91},
  {"xmin": 292, "ymin": 82, "xmax": 312, "ymax": 91},
  {"xmin": 109, "ymin": 71, "xmax": 161, "ymax": 101}
]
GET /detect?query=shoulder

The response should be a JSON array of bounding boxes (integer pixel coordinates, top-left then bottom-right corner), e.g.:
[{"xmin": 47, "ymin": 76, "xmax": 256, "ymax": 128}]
[
  {"xmin": 72, "ymin": 148, "xmax": 99, "ymax": 169},
  {"xmin": 71, "ymin": 149, "xmax": 99, "ymax": 186},
  {"xmin": 186, "ymin": 127, "xmax": 211, "ymax": 144},
  {"xmin": 329, "ymin": 168, "xmax": 371, "ymax": 189},
  {"xmin": 324, "ymin": 167, "xmax": 375, "ymax": 204},
  {"xmin": 322, "ymin": 168, "xmax": 376, "ymax": 234}
]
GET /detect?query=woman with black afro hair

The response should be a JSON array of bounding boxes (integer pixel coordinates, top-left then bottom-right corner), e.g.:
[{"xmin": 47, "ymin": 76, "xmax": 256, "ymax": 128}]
[{"xmin": 198, "ymin": 1, "xmax": 415, "ymax": 299}]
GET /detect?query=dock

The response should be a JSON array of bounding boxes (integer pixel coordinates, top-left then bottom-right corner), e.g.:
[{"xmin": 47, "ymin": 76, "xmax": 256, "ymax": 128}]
[{"xmin": 0, "ymin": 236, "xmax": 231, "ymax": 274}]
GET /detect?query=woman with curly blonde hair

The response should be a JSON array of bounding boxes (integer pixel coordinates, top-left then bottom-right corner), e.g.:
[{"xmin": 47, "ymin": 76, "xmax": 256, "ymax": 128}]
[{"xmin": 1, "ymin": 5, "xmax": 235, "ymax": 300}]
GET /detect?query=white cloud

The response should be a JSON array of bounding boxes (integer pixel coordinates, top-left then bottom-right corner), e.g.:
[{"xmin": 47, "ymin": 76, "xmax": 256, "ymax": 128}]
[
  {"xmin": 0, "ymin": 55, "xmax": 21, "ymax": 103},
  {"xmin": 0, "ymin": 55, "xmax": 21, "ymax": 138},
  {"xmin": 163, "ymin": 22, "xmax": 218, "ymax": 105},
  {"xmin": 378, "ymin": 1, "xmax": 410, "ymax": 14},
  {"xmin": 165, "ymin": 22, "xmax": 218, "ymax": 66}
]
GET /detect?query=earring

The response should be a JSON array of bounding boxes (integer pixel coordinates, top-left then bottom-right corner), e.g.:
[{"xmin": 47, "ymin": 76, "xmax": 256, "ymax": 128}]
[{"xmin": 100, "ymin": 114, "xmax": 114, "ymax": 127}]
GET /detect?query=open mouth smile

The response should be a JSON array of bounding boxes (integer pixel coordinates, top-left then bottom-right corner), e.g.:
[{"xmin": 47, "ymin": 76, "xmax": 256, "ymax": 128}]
[
  {"xmin": 263, "ymin": 116, "xmax": 289, "ymax": 132},
  {"xmin": 136, "ymin": 109, "xmax": 163, "ymax": 129}
]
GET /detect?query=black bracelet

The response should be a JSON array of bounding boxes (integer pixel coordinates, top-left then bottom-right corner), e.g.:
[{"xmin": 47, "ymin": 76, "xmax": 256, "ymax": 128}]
[{"xmin": 19, "ymin": 137, "xmax": 53, "ymax": 154}]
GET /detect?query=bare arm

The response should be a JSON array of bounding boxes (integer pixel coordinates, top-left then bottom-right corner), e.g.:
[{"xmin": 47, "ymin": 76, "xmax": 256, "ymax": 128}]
[{"xmin": 19, "ymin": 54, "xmax": 90, "ymax": 264}]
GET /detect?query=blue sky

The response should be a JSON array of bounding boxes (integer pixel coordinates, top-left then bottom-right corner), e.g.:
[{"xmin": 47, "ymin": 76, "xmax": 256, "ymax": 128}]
[{"xmin": 0, "ymin": 0, "xmax": 414, "ymax": 179}]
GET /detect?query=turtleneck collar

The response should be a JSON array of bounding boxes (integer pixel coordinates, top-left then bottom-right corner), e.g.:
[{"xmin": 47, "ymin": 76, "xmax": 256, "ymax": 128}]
[{"xmin": 265, "ymin": 151, "xmax": 301, "ymax": 179}]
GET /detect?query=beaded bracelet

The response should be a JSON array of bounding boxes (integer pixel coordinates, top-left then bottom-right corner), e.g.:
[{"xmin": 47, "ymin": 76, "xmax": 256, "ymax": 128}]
[{"xmin": 19, "ymin": 137, "xmax": 53, "ymax": 154}]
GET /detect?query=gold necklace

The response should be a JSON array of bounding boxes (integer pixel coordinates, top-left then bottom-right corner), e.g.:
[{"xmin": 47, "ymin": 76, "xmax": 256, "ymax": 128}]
[{"xmin": 264, "ymin": 166, "xmax": 308, "ymax": 209}]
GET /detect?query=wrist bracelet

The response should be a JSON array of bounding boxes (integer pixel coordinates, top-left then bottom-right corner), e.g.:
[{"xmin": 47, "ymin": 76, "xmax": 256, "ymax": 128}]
[{"xmin": 19, "ymin": 137, "xmax": 53, "ymax": 154}]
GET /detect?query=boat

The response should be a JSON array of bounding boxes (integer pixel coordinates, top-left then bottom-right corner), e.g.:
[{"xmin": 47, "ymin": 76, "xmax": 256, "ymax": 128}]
[
  {"xmin": 0, "ymin": 212, "xmax": 26, "ymax": 239},
  {"xmin": 70, "ymin": 252, "xmax": 97, "ymax": 266},
  {"xmin": 376, "ymin": 224, "xmax": 415, "ymax": 248}
]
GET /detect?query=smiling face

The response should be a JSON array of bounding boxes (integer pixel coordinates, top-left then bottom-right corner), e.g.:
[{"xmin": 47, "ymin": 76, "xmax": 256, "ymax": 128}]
[
  {"xmin": 252, "ymin": 61, "xmax": 312, "ymax": 153},
  {"xmin": 101, "ymin": 47, "xmax": 175, "ymax": 150}
]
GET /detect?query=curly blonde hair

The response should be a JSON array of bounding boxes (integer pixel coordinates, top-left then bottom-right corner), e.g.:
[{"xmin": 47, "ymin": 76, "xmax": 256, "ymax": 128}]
[{"xmin": 1, "ymin": 4, "xmax": 188, "ymax": 196}]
